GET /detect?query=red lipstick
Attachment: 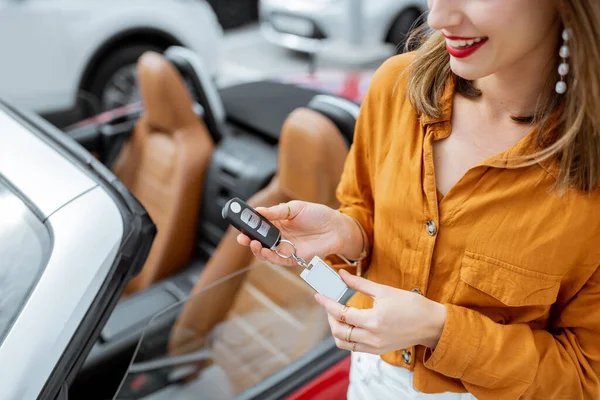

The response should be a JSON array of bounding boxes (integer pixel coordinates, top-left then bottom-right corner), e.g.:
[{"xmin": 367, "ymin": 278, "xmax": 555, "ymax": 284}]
[{"xmin": 443, "ymin": 35, "xmax": 488, "ymax": 59}]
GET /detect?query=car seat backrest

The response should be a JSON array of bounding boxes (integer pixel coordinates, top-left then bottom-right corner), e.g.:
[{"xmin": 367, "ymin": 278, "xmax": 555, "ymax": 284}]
[
  {"xmin": 112, "ymin": 51, "xmax": 214, "ymax": 295},
  {"xmin": 278, "ymin": 107, "xmax": 348, "ymax": 208},
  {"xmin": 307, "ymin": 94, "xmax": 360, "ymax": 147}
]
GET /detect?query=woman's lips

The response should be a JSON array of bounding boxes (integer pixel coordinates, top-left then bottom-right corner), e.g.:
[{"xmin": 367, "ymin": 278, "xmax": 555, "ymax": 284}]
[{"xmin": 444, "ymin": 36, "xmax": 488, "ymax": 59}]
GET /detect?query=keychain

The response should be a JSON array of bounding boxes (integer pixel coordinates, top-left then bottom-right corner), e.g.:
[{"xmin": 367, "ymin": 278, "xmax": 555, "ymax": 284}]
[{"xmin": 222, "ymin": 197, "xmax": 354, "ymax": 304}]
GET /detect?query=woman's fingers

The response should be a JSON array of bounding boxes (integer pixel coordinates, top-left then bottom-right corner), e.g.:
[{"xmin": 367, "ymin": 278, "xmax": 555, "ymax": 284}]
[
  {"xmin": 326, "ymin": 314, "xmax": 381, "ymax": 353},
  {"xmin": 339, "ymin": 269, "xmax": 383, "ymax": 299},
  {"xmin": 237, "ymin": 233, "xmax": 251, "ymax": 246},
  {"xmin": 333, "ymin": 337, "xmax": 379, "ymax": 354},
  {"xmin": 248, "ymin": 240, "xmax": 264, "ymax": 261},
  {"xmin": 255, "ymin": 201, "xmax": 300, "ymax": 222},
  {"xmin": 248, "ymin": 240, "xmax": 297, "ymax": 266},
  {"xmin": 260, "ymin": 247, "xmax": 297, "ymax": 266},
  {"xmin": 315, "ymin": 293, "xmax": 372, "ymax": 328}
]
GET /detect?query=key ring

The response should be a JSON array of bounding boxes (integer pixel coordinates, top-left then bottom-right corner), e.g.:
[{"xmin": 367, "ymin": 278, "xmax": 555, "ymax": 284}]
[{"xmin": 274, "ymin": 239, "xmax": 308, "ymax": 268}]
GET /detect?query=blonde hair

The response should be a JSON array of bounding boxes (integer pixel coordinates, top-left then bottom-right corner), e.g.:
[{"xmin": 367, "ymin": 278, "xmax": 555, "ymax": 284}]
[{"xmin": 405, "ymin": 1, "xmax": 600, "ymax": 192}]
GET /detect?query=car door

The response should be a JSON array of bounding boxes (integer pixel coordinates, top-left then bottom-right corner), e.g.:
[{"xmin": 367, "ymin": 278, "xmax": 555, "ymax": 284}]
[
  {"xmin": 0, "ymin": 0, "xmax": 73, "ymax": 113},
  {"xmin": 0, "ymin": 102, "xmax": 156, "ymax": 400}
]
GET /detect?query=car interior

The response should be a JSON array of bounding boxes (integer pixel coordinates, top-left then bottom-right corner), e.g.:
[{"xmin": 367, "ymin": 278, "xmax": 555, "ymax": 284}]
[{"xmin": 66, "ymin": 46, "xmax": 360, "ymax": 399}]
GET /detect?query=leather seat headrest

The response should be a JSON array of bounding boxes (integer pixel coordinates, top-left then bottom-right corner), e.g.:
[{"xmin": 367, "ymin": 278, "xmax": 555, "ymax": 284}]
[
  {"xmin": 164, "ymin": 46, "xmax": 226, "ymax": 143},
  {"xmin": 278, "ymin": 107, "xmax": 348, "ymax": 206},
  {"xmin": 137, "ymin": 51, "xmax": 198, "ymax": 133},
  {"xmin": 307, "ymin": 95, "xmax": 360, "ymax": 146}
]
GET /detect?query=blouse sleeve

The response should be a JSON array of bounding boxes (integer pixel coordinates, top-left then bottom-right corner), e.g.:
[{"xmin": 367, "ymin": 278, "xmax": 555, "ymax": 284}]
[{"xmin": 325, "ymin": 59, "xmax": 394, "ymax": 274}]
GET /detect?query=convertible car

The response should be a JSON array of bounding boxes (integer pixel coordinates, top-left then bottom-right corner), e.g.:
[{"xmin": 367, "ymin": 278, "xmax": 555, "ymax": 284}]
[{"xmin": 6, "ymin": 45, "xmax": 374, "ymax": 399}]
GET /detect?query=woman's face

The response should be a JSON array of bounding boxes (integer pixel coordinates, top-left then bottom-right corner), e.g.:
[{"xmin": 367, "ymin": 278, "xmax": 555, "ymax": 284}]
[{"xmin": 427, "ymin": 0, "xmax": 560, "ymax": 81}]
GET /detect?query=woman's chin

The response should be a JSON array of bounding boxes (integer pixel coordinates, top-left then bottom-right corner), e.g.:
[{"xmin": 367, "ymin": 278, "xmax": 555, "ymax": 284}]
[{"xmin": 449, "ymin": 61, "xmax": 487, "ymax": 81}]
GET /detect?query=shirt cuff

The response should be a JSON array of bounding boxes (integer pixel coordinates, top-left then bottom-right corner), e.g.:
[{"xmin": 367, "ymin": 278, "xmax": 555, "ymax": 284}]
[
  {"xmin": 423, "ymin": 304, "xmax": 483, "ymax": 379},
  {"xmin": 325, "ymin": 205, "xmax": 373, "ymax": 274}
]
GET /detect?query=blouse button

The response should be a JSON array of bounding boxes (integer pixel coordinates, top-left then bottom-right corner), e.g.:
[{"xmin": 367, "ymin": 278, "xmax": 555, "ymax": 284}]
[
  {"xmin": 426, "ymin": 220, "xmax": 437, "ymax": 236},
  {"xmin": 402, "ymin": 349, "xmax": 412, "ymax": 364}
]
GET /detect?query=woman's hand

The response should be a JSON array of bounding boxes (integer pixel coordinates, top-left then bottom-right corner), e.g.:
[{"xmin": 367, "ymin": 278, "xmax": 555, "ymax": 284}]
[
  {"xmin": 236, "ymin": 201, "xmax": 361, "ymax": 267},
  {"xmin": 315, "ymin": 269, "xmax": 447, "ymax": 354}
]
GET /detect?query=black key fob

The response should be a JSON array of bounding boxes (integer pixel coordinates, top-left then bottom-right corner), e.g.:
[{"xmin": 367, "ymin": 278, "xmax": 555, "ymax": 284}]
[{"xmin": 222, "ymin": 197, "xmax": 281, "ymax": 249}]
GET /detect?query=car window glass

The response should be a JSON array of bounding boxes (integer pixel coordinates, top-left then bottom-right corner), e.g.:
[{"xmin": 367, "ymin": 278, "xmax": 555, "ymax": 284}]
[
  {"xmin": 113, "ymin": 262, "xmax": 331, "ymax": 399},
  {"xmin": 0, "ymin": 178, "xmax": 51, "ymax": 345}
]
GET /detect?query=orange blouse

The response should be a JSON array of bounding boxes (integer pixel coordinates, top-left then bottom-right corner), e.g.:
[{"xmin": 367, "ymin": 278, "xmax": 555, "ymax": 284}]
[{"xmin": 328, "ymin": 53, "xmax": 600, "ymax": 399}]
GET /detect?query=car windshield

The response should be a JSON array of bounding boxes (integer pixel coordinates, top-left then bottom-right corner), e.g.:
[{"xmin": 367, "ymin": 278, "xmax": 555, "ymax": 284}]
[
  {"xmin": 0, "ymin": 178, "xmax": 51, "ymax": 344},
  {"xmin": 113, "ymin": 262, "xmax": 335, "ymax": 400}
]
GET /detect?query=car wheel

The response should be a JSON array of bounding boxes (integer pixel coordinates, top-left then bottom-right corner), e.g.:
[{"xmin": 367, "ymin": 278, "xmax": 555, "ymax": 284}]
[
  {"xmin": 87, "ymin": 44, "xmax": 163, "ymax": 112},
  {"xmin": 207, "ymin": 0, "xmax": 258, "ymax": 30},
  {"xmin": 386, "ymin": 8, "xmax": 424, "ymax": 53}
]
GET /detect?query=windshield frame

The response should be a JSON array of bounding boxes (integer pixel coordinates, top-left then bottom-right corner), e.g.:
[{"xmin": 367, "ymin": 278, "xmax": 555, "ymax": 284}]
[{"xmin": 0, "ymin": 102, "xmax": 155, "ymax": 400}]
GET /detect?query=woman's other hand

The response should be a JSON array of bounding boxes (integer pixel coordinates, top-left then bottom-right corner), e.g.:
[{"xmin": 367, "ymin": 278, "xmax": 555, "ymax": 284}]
[{"xmin": 316, "ymin": 269, "xmax": 448, "ymax": 354}]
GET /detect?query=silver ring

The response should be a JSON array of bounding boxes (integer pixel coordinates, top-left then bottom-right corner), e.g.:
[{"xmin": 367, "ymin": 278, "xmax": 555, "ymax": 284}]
[{"xmin": 274, "ymin": 239, "xmax": 296, "ymax": 259}]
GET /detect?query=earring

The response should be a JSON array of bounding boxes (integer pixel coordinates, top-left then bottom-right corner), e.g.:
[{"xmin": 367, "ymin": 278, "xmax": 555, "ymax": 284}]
[{"xmin": 556, "ymin": 28, "xmax": 571, "ymax": 94}]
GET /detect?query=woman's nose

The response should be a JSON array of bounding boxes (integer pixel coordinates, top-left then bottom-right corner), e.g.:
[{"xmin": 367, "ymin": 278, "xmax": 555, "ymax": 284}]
[{"xmin": 427, "ymin": 0, "xmax": 463, "ymax": 31}]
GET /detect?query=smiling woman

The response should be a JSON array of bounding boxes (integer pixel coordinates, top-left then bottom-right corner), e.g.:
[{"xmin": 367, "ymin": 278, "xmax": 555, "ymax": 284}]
[
  {"xmin": 239, "ymin": 0, "xmax": 600, "ymax": 399},
  {"xmin": 409, "ymin": 0, "xmax": 600, "ymax": 192}
]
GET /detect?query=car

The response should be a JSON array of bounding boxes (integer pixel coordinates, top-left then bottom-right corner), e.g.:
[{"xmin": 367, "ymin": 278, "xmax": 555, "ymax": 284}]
[
  {"xmin": 0, "ymin": 0, "xmax": 223, "ymax": 126},
  {"xmin": 0, "ymin": 101, "xmax": 156, "ymax": 400},
  {"xmin": 0, "ymin": 46, "xmax": 373, "ymax": 399},
  {"xmin": 73, "ymin": 47, "xmax": 369, "ymax": 400},
  {"xmin": 258, "ymin": 0, "xmax": 428, "ymax": 54}
]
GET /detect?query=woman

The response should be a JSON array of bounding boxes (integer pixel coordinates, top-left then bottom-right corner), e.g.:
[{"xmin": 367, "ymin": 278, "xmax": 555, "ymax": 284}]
[{"xmin": 238, "ymin": 0, "xmax": 600, "ymax": 398}]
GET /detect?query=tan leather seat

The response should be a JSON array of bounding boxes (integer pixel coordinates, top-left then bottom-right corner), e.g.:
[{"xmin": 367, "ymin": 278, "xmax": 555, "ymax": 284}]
[
  {"xmin": 112, "ymin": 51, "xmax": 214, "ymax": 295},
  {"xmin": 168, "ymin": 108, "xmax": 350, "ymax": 391}
]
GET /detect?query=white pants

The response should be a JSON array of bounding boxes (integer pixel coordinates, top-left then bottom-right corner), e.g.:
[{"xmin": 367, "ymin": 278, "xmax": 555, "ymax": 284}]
[{"xmin": 347, "ymin": 352, "xmax": 478, "ymax": 400}]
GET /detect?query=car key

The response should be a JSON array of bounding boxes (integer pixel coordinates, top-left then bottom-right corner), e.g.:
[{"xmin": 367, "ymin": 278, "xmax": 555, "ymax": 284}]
[
  {"xmin": 222, "ymin": 198, "xmax": 353, "ymax": 304},
  {"xmin": 222, "ymin": 197, "xmax": 281, "ymax": 249}
]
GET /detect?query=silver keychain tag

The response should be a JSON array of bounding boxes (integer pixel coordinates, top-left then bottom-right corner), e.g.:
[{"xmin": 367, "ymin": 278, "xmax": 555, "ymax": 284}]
[
  {"xmin": 300, "ymin": 256, "xmax": 350, "ymax": 303},
  {"xmin": 275, "ymin": 240, "xmax": 352, "ymax": 304}
]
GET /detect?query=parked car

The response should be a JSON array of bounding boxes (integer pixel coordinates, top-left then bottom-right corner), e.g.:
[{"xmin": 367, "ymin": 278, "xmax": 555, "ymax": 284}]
[
  {"xmin": 0, "ymin": 101, "xmax": 156, "ymax": 400},
  {"xmin": 259, "ymin": 0, "xmax": 428, "ymax": 53},
  {"xmin": 0, "ymin": 0, "xmax": 223, "ymax": 126}
]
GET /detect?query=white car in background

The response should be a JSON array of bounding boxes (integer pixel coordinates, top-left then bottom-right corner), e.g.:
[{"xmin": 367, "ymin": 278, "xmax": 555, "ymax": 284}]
[
  {"xmin": 259, "ymin": 0, "xmax": 428, "ymax": 54},
  {"xmin": 0, "ymin": 0, "xmax": 223, "ymax": 126}
]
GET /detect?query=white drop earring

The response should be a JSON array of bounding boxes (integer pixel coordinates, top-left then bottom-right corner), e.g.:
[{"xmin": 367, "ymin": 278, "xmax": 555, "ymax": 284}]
[{"xmin": 556, "ymin": 28, "xmax": 571, "ymax": 94}]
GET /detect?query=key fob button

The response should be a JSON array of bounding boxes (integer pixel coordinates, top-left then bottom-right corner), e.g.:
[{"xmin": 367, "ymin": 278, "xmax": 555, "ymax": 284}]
[
  {"xmin": 230, "ymin": 202, "xmax": 242, "ymax": 213},
  {"xmin": 257, "ymin": 220, "xmax": 271, "ymax": 237},
  {"xmin": 241, "ymin": 209, "xmax": 260, "ymax": 229}
]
